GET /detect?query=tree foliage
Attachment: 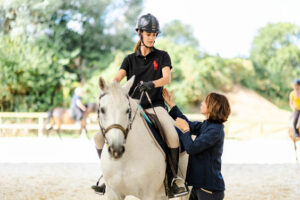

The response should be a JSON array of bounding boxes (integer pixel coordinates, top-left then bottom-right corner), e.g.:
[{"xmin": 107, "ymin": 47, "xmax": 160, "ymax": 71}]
[
  {"xmin": 250, "ymin": 23, "xmax": 300, "ymax": 107},
  {"xmin": 0, "ymin": 0, "xmax": 143, "ymax": 111},
  {"xmin": 1, "ymin": 4, "xmax": 299, "ymax": 112},
  {"xmin": 155, "ymin": 39, "xmax": 255, "ymax": 110},
  {"xmin": 0, "ymin": 35, "xmax": 65, "ymax": 111}
]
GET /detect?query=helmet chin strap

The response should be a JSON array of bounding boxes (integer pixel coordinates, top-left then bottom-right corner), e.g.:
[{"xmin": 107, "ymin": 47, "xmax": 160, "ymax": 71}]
[{"xmin": 139, "ymin": 34, "xmax": 154, "ymax": 49}]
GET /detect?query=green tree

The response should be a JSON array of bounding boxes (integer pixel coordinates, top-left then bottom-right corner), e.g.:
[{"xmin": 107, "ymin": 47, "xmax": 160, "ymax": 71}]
[
  {"xmin": 250, "ymin": 23, "xmax": 300, "ymax": 107},
  {"xmin": 156, "ymin": 38, "xmax": 255, "ymax": 110},
  {"xmin": 250, "ymin": 23, "xmax": 300, "ymax": 70},
  {"xmin": 0, "ymin": 35, "xmax": 65, "ymax": 111},
  {"xmin": 0, "ymin": 0, "xmax": 143, "ymax": 80},
  {"xmin": 0, "ymin": 0, "xmax": 144, "ymax": 111}
]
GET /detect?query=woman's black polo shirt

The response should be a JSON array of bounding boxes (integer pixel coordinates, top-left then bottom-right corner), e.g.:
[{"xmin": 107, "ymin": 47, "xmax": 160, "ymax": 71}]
[{"xmin": 120, "ymin": 47, "xmax": 172, "ymax": 109}]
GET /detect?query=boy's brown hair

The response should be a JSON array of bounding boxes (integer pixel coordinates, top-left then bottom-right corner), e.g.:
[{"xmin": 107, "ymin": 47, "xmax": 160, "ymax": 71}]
[{"xmin": 205, "ymin": 92, "xmax": 231, "ymax": 123}]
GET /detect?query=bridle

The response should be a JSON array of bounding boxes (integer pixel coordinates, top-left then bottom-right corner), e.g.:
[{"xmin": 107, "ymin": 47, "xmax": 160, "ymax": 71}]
[{"xmin": 97, "ymin": 90, "xmax": 142, "ymax": 144}]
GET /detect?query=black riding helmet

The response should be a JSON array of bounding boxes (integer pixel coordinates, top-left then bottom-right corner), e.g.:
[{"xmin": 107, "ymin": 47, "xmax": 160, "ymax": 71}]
[
  {"xmin": 135, "ymin": 13, "xmax": 160, "ymax": 48},
  {"xmin": 136, "ymin": 13, "xmax": 160, "ymax": 34}
]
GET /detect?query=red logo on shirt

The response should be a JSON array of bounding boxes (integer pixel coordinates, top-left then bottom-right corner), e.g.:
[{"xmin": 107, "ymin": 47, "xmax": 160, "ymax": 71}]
[{"xmin": 153, "ymin": 60, "xmax": 158, "ymax": 71}]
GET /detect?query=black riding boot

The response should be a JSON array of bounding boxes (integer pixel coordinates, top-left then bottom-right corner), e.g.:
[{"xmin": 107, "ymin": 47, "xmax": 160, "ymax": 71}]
[
  {"xmin": 91, "ymin": 149, "xmax": 106, "ymax": 195},
  {"xmin": 167, "ymin": 148, "xmax": 187, "ymax": 197},
  {"xmin": 294, "ymin": 125, "xmax": 300, "ymax": 138},
  {"xmin": 294, "ymin": 128, "xmax": 300, "ymax": 138}
]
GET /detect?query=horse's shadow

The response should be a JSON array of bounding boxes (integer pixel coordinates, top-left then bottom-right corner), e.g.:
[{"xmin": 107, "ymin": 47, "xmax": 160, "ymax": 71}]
[{"xmin": 44, "ymin": 103, "xmax": 97, "ymax": 139}]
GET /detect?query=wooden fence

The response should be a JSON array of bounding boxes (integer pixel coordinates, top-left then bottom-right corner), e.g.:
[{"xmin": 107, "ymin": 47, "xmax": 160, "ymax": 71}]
[
  {"xmin": 0, "ymin": 112, "xmax": 99, "ymax": 137},
  {"xmin": 0, "ymin": 112, "xmax": 291, "ymax": 138}
]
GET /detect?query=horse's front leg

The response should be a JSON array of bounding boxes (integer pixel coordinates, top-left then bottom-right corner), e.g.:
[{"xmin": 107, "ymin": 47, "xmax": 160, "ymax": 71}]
[
  {"xmin": 56, "ymin": 123, "xmax": 62, "ymax": 139},
  {"xmin": 143, "ymin": 195, "xmax": 168, "ymax": 200},
  {"xmin": 141, "ymin": 185, "xmax": 168, "ymax": 200},
  {"xmin": 102, "ymin": 186, "xmax": 125, "ymax": 200},
  {"xmin": 46, "ymin": 125, "xmax": 52, "ymax": 137},
  {"xmin": 79, "ymin": 127, "xmax": 88, "ymax": 139},
  {"xmin": 79, "ymin": 120, "xmax": 89, "ymax": 139}
]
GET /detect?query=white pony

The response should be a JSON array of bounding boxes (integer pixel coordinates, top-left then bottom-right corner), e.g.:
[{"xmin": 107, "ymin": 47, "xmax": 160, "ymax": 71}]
[{"xmin": 97, "ymin": 76, "xmax": 190, "ymax": 200}]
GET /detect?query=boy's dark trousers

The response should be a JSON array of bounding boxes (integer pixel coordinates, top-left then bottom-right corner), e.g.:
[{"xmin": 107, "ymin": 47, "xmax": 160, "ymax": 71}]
[{"xmin": 189, "ymin": 187, "xmax": 224, "ymax": 200}]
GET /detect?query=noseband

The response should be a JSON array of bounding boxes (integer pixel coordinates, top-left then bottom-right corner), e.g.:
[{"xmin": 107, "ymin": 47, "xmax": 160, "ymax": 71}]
[{"xmin": 97, "ymin": 92, "xmax": 139, "ymax": 143}]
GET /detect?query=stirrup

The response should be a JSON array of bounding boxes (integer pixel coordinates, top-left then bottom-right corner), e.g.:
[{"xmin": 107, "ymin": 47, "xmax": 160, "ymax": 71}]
[
  {"xmin": 91, "ymin": 175, "xmax": 105, "ymax": 195},
  {"xmin": 171, "ymin": 176, "xmax": 189, "ymax": 197}
]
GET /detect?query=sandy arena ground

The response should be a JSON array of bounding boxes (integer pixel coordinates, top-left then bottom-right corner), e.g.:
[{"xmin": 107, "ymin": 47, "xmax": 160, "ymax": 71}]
[
  {"xmin": 1, "ymin": 163, "xmax": 300, "ymax": 200},
  {"xmin": 1, "ymin": 85, "xmax": 299, "ymax": 200},
  {"xmin": 0, "ymin": 137, "xmax": 300, "ymax": 200}
]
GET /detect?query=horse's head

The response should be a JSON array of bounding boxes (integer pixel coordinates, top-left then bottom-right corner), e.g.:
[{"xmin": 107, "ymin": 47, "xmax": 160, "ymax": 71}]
[{"xmin": 97, "ymin": 76, "xmax": 135, "ymax": 159}]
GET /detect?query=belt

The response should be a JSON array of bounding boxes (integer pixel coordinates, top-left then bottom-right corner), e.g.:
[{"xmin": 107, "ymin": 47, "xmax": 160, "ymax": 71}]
[
  {"xmin": 200, "ymin": 188, "xmax": 223, "ymax": 194},
  {"xmin": 200, "ymin": 188, "xmax": 213, "ymax": 194}
]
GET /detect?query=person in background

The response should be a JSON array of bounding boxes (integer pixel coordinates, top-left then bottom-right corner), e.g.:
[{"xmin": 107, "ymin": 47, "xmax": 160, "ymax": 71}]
[
  {"xmin": 163, "ymin": 88, "xmax": 231, "ymax": 200},
  {"xmin": 289, "ymin": 79, "xmax": 300, "ymax": 138},
  {"xmin": 70, "ymin": 87, "xmax": 86, "ymax": 125}
]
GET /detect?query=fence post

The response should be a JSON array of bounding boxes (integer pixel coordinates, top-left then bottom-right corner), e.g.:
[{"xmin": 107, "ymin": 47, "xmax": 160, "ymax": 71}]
[{"xmin": 38, "ymin": 116, "xmax": 43, "ymax": 138}]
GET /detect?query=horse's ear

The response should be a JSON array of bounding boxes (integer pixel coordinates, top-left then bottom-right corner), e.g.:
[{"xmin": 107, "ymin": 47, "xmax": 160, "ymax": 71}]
[
  {"xmin": 122, "ymin": 75, "xmax": 135, "ymax": 94},
  {"xmin": 99, "ymin": 77, "xmax": 106, "ymax": 91}
]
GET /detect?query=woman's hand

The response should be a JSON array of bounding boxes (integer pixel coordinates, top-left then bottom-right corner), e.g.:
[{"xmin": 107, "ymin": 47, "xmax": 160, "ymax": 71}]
[
  {"xmin": 162, "ymin": 88, "xmax": 175, "ymax": 108},
  {"xmin": 175, "ymin": 118, "xmax": 190, "ymax": 133}
]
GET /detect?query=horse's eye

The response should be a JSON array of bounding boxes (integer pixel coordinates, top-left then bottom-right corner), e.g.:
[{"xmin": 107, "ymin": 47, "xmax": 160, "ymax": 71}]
[
  {"xmin": 126, "ymin": 108, "xmax": 130, "ymax": 114},
  {"xmin": 100, "ymin": 108, "xmax": 106, "ymax": 114}
]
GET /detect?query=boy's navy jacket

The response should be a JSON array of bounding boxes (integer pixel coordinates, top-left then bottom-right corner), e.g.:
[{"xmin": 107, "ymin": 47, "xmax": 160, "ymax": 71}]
[{"xmin": 169, "ymin": 106, "xmax": 225, "ymax": 191}]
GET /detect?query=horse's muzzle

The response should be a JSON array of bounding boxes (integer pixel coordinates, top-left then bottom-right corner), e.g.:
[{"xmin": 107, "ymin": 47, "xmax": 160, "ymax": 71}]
[{"xmin": 108, "ymin": 145, "xmax": 125, "ymax": 159}]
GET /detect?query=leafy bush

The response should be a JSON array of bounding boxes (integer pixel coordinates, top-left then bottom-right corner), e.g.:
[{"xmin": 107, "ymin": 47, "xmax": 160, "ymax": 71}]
[{"xmin": 0, "ymin": 35, "xmax": 65, "ymax": 111}]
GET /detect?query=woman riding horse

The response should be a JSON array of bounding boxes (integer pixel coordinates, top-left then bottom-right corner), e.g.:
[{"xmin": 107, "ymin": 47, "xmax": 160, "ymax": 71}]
[
  {"xmin": 93, "ymin": 13, "xmax": 185, "ymax": 196},
  {"xmin": 45, "ymin": 87, "xmax": 96, "ymax": 137}
]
